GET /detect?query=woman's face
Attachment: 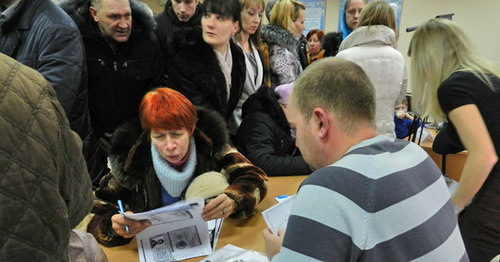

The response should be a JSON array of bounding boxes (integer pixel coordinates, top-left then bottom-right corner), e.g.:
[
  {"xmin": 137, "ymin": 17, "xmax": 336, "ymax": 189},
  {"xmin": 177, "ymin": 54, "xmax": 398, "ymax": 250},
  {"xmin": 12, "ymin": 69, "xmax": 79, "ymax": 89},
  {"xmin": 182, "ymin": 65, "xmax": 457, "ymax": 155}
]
[
  {"xmin": 307, "ymin": 33, "xmax": 321, "ymax": 55},
  {"xmin": 202, "ymin": 12, "xmax": 239, "ymax": 52},
  {"xmin": 345, "ymin": 0, "xmax": 365, "ymax": 30},
  {"xmin": 293, "ymin": 9, "xmax": 306, "ymax": 38},
  {"xmin": 241, "ymin": 5, "xmax": 263, "ymax": 35},
  {"xmin": 150, "ymin": 127, "xmax": 191, "ymax": 165}
]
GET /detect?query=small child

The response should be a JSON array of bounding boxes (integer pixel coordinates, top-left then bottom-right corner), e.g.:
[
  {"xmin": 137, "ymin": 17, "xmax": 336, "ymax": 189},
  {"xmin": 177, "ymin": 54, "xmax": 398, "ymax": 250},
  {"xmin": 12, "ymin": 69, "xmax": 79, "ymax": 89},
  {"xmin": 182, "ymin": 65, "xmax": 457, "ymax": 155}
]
[{"xmin": 394, "ymin": 98, "xmax": 414, "ymax": 139}]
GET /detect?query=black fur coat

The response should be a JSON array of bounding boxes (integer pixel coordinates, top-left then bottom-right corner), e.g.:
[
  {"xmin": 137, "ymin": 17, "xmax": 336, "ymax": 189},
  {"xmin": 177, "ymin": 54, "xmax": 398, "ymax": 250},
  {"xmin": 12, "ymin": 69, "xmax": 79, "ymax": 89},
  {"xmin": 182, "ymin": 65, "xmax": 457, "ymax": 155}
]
[
  {"xmin": 165, "ymin": 28, "xmax": 246, "ymax": 121},
  {"xmin": 87, "ymin": 107, "xmax": 268, "ymax": 246}
]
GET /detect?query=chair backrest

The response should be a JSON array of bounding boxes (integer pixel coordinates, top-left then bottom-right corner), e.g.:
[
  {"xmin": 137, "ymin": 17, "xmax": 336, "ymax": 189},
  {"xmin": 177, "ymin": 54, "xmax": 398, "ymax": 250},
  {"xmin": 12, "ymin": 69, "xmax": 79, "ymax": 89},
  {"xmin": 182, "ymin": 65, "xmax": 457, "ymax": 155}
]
[{"xmin": 407, "ymin": 116, "xmax": 427, "ymax": 145}]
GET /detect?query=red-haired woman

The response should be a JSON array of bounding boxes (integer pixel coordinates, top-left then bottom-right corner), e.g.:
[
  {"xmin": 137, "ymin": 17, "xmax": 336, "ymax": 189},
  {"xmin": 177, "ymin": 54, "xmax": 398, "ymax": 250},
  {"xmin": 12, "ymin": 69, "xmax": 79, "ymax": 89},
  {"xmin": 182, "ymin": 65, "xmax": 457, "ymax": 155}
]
[
  {"xmin": 86, "ymin": 88, "xmax": 269, "ymax": 247},
  {"xmin": 306, "ymin": 29, "xmax": 325, "ymax": 65}
]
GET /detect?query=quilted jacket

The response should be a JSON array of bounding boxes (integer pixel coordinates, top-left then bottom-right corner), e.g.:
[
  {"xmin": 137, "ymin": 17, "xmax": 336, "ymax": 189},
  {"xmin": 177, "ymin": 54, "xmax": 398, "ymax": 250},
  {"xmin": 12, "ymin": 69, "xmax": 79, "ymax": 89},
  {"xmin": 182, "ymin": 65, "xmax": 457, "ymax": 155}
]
[
  {"xmin": 0, "ymin": 54, "xmax": 93, "ymax": 261},
  {"xmin": 0, "ymin": 0, "xmax": 103, "ymax": 181}
]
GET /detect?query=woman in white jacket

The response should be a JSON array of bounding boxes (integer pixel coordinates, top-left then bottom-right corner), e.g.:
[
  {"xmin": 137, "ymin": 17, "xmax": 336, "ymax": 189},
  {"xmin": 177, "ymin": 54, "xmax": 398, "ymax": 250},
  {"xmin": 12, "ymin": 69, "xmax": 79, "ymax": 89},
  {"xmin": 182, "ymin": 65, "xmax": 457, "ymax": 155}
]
[{"xmin": 336, "ymin": 1, "xmax": 406, "ymax": 138}]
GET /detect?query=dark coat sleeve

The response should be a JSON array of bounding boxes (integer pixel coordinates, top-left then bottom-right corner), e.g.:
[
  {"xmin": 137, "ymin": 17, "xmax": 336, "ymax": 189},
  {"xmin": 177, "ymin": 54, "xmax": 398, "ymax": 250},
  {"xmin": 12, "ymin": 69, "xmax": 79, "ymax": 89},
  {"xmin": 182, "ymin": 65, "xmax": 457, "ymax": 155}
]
[
  {"xmin": 87, "ymin": 172, "xmax": 151, "ymax": 247},
  {"xmin": 36, "ymin": 23, "xmax": 85, "ymax": 115},
  {"xmin": 237, "ymin": 113, "xmax": 311, "ymax": 176}
]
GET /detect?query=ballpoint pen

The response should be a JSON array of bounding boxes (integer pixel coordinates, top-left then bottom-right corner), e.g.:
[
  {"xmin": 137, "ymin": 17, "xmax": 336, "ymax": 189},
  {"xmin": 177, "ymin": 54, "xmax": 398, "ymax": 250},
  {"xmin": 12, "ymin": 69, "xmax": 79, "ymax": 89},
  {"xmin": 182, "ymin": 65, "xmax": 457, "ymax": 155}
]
[{"xmin": 117, "ymin": 199, "xmax": 130, "ymax": 234}]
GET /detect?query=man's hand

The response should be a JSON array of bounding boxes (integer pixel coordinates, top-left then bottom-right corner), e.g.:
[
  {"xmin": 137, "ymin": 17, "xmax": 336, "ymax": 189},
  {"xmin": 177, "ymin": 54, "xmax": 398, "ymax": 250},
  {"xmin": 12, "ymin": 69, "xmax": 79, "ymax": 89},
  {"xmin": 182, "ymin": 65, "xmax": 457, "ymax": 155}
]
[
  {"xmin": 111, "ymin": 211, "xmax": 151, "ymax": 238},
  {"xmin": 262, "ymin": 228, "xmax": 285, "ymax": 260},
  {"xmin": 201, "ymin": 193, "xmax": 235, "ymax": 221}
]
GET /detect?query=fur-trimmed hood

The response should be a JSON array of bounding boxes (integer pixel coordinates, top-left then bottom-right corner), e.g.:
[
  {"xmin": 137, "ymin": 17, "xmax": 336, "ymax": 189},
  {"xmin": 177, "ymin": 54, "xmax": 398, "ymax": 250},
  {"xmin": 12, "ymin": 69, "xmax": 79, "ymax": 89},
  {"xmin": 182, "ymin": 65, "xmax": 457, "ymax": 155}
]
[
  {"xmin": 261, "ymin": 24, "xmax": 299, "ymax": 56},
  {"xmin": 241, "ymin": 85, "xmax": 288, "ymax": 130},
  {"xmin": 59, "ymin": 0, "xmax": 156, "ymax": 36},
  {"xmin": 107, "ymin": 106, "xmax": 229, "ymax": 190}
]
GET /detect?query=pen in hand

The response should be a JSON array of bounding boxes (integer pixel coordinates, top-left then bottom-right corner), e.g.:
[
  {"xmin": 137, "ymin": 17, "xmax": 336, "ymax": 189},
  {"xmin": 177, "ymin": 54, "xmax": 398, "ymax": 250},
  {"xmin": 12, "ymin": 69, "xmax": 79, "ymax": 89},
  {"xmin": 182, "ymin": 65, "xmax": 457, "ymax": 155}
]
[{"xmin": 117, "ymin": 199, "xmax": 130, "ymax": 234}]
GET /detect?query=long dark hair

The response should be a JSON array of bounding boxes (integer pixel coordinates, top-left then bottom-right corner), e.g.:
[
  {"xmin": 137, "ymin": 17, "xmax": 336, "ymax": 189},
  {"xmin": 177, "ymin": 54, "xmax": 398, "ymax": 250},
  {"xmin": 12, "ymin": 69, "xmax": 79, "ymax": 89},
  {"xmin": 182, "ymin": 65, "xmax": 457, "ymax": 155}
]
[{"xmin": 203, "ymin": 0, "xmax": 242, "ymax": 24}]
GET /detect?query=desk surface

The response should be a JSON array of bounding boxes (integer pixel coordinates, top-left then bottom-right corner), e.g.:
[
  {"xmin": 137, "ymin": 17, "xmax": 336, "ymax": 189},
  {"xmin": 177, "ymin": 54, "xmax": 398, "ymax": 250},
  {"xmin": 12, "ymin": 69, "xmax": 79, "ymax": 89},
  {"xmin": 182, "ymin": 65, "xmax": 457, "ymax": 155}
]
[{"xmin": 100, "ymin": 175, "xmax": 308, "ymax": 262}]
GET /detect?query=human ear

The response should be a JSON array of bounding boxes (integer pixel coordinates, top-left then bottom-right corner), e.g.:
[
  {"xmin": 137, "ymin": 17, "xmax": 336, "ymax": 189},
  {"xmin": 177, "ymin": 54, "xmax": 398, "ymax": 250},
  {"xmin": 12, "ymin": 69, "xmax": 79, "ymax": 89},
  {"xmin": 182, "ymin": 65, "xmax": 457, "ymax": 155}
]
[
  {"xmin": 313, "ymin": 108, "xmax": 330, "ymax": 140},
  {"xmin": 90, "ymin": 6, "xmax": 99, "ymax": 22},
  {"xmin": 232, "ymin": 21, "xmax": 239, "ymax": 35}
]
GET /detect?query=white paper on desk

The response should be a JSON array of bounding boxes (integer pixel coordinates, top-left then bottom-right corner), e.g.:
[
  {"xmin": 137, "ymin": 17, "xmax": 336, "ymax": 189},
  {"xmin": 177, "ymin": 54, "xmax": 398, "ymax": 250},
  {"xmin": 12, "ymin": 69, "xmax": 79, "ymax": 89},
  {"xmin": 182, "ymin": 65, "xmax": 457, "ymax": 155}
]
[
  {"xmin": 208, "ymin": 218, "xmax": 223, "ymax": 251},
  {"xmin": 200, "ymin": 244, "xmax": 269, "ymax": 262},
  {"xmin": 130, "ymin": 198, "xmax": 213, "ymax": 262},
  {"xmin": 262, "ymin": 195, "xmax": 296, "ymax": 235}
]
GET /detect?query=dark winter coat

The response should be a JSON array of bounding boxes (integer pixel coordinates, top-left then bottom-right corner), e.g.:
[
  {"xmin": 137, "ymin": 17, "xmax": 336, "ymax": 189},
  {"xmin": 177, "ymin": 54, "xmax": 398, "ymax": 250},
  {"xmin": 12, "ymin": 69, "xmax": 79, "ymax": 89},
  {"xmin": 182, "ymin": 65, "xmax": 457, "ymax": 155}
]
[
  {"xmin": 155, "ymin": 0, "xmax": 202, "ymax": 58},
  {"xmin": 0, "ymin": 53, "xmax": 93, "ymax": 261},
  {"xmin": 61, "ymin": 0, "xmax": 165, "ymax": 139},
  {"xmin": 261, "ymin": 24, "xmax": 302, "ymax": 88},
  {"xmin": 321, "ymin": 31, "xmax": 343, "ymax": 57},
  {"xmin": 0, "ymin": 0, "xmax": 102, "ymax": 181},
  {"xmin": 87, "ymin": 107, "xmax": 268, "ymax": 246},
  {"xmin": 298, "ymin": 34, "xmax": 308, "ymax": 70},
  {"xmin": 236, "ymin": 86, "xmax": 311, "ymax": 176},
  {"xmin": 166, "ymin": 28, "xmax": 246, "ymax": 121}
]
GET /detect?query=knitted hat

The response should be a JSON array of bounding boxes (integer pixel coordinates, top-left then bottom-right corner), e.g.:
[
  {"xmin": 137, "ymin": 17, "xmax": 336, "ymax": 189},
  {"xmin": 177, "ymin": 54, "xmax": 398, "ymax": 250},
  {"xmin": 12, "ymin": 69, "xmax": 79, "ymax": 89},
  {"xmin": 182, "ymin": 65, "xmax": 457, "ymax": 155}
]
[
  {"xmin": 274, "ymin": 82, "xmax": 294, "ymax": 105},
  {"xmin": 185, "ymin": 171, "xmax": 229, "ymax": 200}
]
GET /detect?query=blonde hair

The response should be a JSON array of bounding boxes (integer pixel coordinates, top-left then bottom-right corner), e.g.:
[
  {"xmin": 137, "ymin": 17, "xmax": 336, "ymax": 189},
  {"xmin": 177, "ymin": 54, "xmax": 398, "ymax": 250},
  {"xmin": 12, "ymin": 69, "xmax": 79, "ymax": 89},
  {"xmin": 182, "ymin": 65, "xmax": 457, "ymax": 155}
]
[
  {"xmin": 357, "ymin": 1, "xmax": 397, "ymax": 35},
  {"xmin": 269, "ymin": 0, "xmax": 305, "ymax": 34},
  {"xmin": 237, "ymin": 0, "xmax": 265, "ymax": 49},
  {"xmin": 409, "ymin": 19, "xmax": 500, "ymax": 121}
]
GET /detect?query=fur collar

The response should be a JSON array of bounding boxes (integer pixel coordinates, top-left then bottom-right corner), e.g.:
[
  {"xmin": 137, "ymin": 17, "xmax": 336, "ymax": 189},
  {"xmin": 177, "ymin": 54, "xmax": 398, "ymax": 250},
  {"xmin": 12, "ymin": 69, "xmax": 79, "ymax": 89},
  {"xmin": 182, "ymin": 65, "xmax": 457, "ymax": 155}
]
[
  {"xmin": 107, "ymin": 107, "xmax": 229, "ymax": 190},
  {"xmin": 169, "ymin": 30, "xmax": 246, "ymax": 119},
  {"xmin": 261, "ymin": 24, "xmax": 298, "ymax": 56},
  {"xmin": 321, "ymin": 32, "xmax": 342, "ymax": 57},
  {"xmin": 59, "ymin": 0, "xmax": 156, "ymax": 36}
]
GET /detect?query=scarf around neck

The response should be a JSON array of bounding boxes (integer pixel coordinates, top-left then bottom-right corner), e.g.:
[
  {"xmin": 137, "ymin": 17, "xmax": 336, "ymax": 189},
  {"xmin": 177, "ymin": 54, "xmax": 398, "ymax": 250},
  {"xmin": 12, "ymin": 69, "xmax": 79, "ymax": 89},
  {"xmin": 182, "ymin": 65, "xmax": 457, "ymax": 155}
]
[
  {"xmin": 214, "ymin": 42, "xmax": 233, "ymax": 100},
  {"xmin": 151, "ymin": 137, "xmax": 197, "ymax": 197}
]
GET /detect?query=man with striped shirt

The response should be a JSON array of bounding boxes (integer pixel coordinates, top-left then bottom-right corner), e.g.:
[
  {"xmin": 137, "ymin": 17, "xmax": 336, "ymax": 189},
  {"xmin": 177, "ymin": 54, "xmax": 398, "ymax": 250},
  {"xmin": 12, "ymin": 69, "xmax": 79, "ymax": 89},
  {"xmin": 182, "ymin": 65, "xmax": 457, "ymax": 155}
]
[{"xmin": 262, "ymin": 58, "xmax": 468, "ymax": 261}]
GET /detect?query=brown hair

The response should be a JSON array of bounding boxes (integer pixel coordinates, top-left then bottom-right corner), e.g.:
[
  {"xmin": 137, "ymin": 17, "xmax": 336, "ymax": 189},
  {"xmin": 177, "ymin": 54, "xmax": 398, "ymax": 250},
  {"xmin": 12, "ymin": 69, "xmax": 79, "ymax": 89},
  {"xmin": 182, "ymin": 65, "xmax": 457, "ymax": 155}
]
[{"xmin": 357, "ymin": 1, "xmax": 397, "ymax": 34}]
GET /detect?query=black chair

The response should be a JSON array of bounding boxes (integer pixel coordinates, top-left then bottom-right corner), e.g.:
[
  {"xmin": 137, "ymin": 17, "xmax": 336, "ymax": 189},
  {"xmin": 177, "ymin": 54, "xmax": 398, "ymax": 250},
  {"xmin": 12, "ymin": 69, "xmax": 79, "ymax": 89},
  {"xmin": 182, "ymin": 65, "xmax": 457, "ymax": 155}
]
[{"xmin": 407, "ymin": 116, "xmax": 428, "ymax": 145}]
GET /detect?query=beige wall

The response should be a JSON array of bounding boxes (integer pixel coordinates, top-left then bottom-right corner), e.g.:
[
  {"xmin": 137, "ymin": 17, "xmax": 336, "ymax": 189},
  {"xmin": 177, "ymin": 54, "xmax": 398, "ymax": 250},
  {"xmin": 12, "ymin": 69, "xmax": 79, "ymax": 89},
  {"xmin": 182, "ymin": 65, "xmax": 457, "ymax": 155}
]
[
  {"xmin": 323, "ymin": 0, "xmax": 500, "ymax": 92},
  {"xmin": 140, "ymin": 0, "xmax": 164, "ymax": 14}
]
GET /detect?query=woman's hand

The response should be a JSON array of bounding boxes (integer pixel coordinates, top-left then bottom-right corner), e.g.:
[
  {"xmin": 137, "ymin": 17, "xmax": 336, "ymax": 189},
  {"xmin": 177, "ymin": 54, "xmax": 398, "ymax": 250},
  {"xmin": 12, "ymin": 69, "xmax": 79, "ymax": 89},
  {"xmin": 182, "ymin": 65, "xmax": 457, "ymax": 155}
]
[
  {"xmin": 111, "ymin": 211, "xmax": 152, "ymax": 238},
  {"xmin": 201, "ymin": 193, "xmax": 236, "ymax": 221}
]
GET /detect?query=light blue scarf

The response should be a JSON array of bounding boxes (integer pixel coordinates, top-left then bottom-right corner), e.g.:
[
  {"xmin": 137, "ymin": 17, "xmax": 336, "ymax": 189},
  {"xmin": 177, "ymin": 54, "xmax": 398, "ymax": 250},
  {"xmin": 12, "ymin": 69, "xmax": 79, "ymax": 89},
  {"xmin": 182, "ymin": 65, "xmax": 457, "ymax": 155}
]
[{"xmin": 151, "ymin": 138, "xmax": 197, "ymax": 197}]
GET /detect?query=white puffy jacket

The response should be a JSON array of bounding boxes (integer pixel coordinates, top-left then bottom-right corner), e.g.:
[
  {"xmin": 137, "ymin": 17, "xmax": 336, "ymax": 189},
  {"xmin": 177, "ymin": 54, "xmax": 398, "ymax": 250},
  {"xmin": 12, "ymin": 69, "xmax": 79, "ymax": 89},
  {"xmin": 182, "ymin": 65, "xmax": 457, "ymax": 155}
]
[{"xmin": 336, "ymin": 25, "xmax": 407, "ymax": 138}]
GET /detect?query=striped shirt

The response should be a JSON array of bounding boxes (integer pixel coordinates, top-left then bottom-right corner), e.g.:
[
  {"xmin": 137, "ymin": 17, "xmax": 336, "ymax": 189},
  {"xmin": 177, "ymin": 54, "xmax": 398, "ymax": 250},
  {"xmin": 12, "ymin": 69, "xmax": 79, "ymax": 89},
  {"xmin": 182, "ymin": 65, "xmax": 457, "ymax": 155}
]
[{"xmin": 273, "ymin": 135, "xmax": 468, "ymax": 261}]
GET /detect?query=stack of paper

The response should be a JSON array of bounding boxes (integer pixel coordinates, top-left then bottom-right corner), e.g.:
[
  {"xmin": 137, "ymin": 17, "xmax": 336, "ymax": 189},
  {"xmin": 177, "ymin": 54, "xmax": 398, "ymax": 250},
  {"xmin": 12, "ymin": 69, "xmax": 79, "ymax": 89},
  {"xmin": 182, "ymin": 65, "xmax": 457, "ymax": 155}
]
[{"xmin": 125, "ymin": 198, "xmax": 217, "ymax": 262}]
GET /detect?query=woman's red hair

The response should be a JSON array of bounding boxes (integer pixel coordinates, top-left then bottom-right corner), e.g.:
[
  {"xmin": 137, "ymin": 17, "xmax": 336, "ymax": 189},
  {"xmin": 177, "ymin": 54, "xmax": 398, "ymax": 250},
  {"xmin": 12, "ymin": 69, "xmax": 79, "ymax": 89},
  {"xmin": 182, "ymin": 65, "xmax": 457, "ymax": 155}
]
[
  {"xmin": 140, "ymin": 88, "xmax": 197, "ymax": 133},
  {"xmin": 306, "ymin": 29, "xmax": 324, "ymax": 41}
]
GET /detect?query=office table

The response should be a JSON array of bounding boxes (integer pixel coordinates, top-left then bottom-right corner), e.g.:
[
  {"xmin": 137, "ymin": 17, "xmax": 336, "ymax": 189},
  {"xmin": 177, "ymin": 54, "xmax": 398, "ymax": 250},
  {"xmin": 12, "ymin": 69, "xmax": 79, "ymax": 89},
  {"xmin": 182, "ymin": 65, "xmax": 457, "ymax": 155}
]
[{"xmin": 100, "ymin": 175, "xmax": 308, "ymax": 262}]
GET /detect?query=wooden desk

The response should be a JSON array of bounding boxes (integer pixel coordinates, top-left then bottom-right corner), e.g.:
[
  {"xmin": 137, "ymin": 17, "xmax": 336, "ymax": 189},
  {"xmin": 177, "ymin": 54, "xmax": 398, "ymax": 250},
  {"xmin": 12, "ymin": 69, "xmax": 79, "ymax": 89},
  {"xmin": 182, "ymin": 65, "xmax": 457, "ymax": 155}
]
[
  {"xmin": 417, "ymin": 129, "xmax": 467, "ymax": 182},
  {"xmin": 100, "ymin": 175, "xmax": 308, "ymax": 262}
]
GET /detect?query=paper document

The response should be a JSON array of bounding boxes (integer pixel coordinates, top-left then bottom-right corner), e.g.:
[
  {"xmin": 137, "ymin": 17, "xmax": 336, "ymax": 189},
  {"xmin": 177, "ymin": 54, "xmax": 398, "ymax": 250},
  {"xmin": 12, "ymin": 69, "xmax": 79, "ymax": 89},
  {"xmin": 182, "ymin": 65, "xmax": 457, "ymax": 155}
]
[
  {"xmin": 262, "ymin": 195, "xmax": 296, "ymax": 235},
  {"xmin": 207, "ymin": 218, "xmax": 224, "ymax": 251},
  {"xmin": 125, "ymin": 198, "xmax": 213, "ymax": 262},
  {"xmin": 200, "ymin": 244, "xmax": 269, "ymax": 262}
]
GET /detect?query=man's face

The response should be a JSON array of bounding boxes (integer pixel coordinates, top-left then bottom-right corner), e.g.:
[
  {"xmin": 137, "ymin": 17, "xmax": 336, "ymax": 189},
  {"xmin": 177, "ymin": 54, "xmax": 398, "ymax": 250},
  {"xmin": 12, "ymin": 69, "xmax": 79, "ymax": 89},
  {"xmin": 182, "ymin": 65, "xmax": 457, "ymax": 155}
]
[
  {"xmin": 285, "ymin": 97, "xmax": 321, "ymax": 170},
  {"xmin": 172, "ymin": 0, "xmax": 199, "ymax": 22},
  {"xmin": 90, "ymin": 0, "xmax": 132, "ymax": 43}
]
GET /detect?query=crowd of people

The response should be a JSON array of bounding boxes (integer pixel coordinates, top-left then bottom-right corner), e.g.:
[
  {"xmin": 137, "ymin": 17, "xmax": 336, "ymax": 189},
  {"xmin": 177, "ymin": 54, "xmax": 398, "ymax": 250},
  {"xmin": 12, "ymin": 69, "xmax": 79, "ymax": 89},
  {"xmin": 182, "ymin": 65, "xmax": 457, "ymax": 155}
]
[{"xmin": 1, "ymin": 0, "xmax": 499, "ymax": 261}]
